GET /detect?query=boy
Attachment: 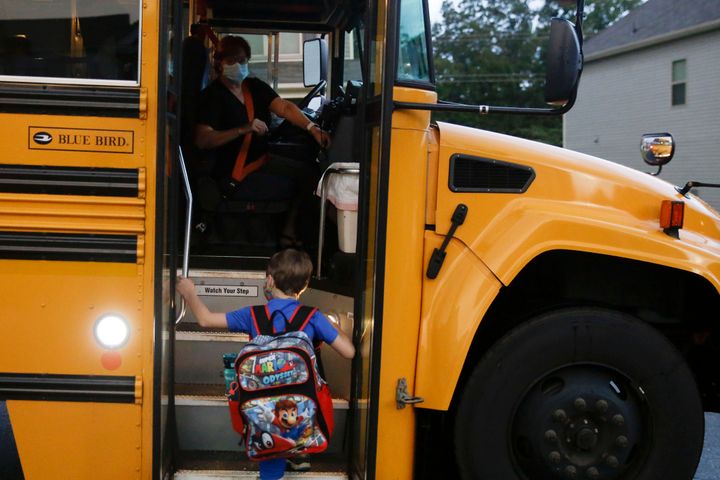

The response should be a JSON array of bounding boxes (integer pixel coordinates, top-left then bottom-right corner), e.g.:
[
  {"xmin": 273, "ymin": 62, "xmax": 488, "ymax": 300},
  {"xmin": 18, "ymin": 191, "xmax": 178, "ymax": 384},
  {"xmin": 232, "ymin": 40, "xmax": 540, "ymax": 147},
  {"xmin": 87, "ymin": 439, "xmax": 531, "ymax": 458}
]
[{"xmin": 177, "ymin": 249, "xmax": 355, "ymax": 480}]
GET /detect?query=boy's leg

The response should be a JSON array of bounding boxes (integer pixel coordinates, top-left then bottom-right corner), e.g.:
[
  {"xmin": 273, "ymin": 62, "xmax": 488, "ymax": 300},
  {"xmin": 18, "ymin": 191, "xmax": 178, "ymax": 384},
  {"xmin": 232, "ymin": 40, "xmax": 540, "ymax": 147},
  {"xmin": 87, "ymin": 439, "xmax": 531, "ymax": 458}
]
[{"xmin": 259, "ymin": 458, "xmax": 287, "ymax": 480}]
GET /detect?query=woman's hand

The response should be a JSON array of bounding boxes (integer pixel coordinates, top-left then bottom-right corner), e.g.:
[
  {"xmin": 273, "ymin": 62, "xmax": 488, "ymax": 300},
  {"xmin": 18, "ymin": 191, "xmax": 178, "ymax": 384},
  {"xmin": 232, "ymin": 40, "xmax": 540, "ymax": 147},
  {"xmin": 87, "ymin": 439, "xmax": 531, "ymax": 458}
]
[
  {"xmin": 247, "ymin": 118, "xmax": 268, "ymax": 136},
  {"xmin": 310, "ymin": 125, "xmax": 332, "ymax": 149}
]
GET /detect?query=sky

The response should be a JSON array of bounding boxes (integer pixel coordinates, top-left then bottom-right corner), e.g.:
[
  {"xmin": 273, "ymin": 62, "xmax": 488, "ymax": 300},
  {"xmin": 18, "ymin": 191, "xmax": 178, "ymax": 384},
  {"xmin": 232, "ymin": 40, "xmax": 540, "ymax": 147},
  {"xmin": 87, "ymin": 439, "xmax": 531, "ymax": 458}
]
[{"xmin": 428, "ymin": 0, "xmax": 444, "ymax": 23}]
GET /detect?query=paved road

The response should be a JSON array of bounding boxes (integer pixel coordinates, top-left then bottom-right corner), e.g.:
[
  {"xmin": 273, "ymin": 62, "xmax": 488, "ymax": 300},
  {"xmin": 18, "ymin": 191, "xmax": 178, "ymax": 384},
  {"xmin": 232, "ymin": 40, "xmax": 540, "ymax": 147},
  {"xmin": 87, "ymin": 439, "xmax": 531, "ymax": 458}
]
[{"xmin": 695, "ymin": 413, "xmax": 720, "ymax": 480}]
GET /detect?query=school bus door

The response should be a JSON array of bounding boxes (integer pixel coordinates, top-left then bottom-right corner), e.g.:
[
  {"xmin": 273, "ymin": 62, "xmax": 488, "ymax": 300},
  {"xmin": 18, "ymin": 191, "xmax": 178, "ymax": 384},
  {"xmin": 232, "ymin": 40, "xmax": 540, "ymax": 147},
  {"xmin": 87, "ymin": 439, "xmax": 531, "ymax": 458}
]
[{"xmin": 349, "ymin": 0, "xmax": 435, "ymax": 478}]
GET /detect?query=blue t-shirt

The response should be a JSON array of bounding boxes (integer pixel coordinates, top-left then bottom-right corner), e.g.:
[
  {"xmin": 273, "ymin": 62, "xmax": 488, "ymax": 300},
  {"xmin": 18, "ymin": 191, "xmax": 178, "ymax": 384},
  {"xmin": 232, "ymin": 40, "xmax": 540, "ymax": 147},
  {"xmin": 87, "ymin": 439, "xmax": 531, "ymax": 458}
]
[{"xmin": 226, "ymin": 298, "xmax": 339, "ymax": 345}]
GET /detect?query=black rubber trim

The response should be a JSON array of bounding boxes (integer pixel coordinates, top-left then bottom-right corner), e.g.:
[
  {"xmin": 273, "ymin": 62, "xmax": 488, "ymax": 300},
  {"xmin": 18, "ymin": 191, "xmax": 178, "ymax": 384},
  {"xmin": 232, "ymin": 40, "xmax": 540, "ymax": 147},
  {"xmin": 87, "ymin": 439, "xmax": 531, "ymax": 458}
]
[
  {"xmin": 0, "ymin": 164, "xmax": 139, "ymax": 197},
  {"xmin": 0, "ymin": 232, "xmax": 137, "ymax": 263},
  {"xmin": 0, "ymin": 84, "xmax": 141, "ymax": 118},
  {"xmin": 0, "ymin": 373, "xmax": 135, "ymax": 403}
]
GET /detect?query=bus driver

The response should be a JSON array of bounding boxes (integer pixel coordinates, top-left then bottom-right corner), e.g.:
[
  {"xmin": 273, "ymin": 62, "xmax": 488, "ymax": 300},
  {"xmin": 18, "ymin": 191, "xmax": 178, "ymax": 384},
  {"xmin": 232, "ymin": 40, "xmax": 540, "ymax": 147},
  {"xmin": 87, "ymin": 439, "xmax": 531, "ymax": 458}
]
[{"xmin": 194, "ymin": 35, "xmax": 330, "ymax": 247}]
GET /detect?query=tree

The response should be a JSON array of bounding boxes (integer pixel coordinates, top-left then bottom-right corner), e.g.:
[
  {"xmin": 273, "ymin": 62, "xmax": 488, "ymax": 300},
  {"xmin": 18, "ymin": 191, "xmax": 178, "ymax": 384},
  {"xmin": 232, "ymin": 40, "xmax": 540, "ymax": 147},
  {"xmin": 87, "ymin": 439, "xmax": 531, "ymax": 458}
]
[{"xmin": 432, "ymin": 0, "xmax": 645, "ymax": 145}]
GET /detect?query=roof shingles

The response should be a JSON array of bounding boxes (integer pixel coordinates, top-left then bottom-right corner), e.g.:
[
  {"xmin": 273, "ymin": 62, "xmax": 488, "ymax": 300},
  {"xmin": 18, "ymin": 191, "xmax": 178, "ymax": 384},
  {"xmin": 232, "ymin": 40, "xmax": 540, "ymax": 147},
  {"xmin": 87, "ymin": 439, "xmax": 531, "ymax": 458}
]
[{"xmin": 584, "ymin": 0, "xmax": 720, "ymax": 58}]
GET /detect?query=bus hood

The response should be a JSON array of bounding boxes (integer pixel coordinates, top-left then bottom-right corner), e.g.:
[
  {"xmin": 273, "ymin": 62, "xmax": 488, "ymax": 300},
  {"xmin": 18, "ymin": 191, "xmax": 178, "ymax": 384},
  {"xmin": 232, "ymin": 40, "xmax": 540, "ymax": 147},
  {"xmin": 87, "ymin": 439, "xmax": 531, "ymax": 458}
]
[{"xmin": 435, "ymin": 122, "xmax": 720, "ymax": 275}]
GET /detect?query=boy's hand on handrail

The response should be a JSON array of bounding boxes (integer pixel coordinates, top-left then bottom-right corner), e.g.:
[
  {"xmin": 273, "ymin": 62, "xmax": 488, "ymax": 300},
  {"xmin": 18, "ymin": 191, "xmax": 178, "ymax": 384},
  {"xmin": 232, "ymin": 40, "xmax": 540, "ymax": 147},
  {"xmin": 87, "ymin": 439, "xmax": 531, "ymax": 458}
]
[
  {"xmin": 176, "ymin": 276, "xmax": 196, "ymax": 300},
  {"xmin": 176, "ymin": 276, "xmax": 229, "ymax": 329}
]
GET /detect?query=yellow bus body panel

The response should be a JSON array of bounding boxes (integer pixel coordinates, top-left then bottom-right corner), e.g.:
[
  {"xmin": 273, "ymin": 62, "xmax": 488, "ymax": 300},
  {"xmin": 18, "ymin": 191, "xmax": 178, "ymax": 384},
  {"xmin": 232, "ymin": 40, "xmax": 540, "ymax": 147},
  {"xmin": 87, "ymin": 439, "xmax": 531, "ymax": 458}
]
[
  {"xmin": 435, "ymin": 123, "xmax": 720, "ymax": 289},
  {"xmin": 7, "ymin": 401, "xmax": 142, "ymax": 479},
  {"xmin": 416, "ymin": 235, "xmax": 502, "ymax": 410},
  {"xmin": 0, "ymin": 0, "xmax": 161, "ymax": 475},
  {"xmin": 0, "ymin": 261, "xmax": 144, "ymax": 374},
  {"xmin": 373, "ymin": 87, "xmax": 435, "ymax": 479},
  {"xmin": 416, "ymin": 122, "xmax": 720, "ymax": 411}
]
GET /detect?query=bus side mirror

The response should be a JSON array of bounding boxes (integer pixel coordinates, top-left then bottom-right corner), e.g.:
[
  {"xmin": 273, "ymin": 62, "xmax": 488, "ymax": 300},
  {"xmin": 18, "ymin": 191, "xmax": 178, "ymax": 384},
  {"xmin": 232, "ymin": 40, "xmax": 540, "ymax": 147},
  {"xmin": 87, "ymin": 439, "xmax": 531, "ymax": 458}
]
[
  {"xmin": 303, "ymin": 38, "xmax": 328, "ymax": 87},
  {"xmin": 545, "ymin": 18, "xmax": 582, "ymax": 107},
  {"xmin": 641, "ymin": 132, "xmax": 674, "ymax": 175}
]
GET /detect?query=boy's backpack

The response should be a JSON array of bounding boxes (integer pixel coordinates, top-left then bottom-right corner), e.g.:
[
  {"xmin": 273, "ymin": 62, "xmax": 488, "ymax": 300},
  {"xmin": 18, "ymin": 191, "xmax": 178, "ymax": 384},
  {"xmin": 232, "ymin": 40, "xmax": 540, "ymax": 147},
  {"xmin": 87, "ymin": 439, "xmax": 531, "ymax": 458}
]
[{"xmin": 227, "ymin": 304, "xmax": 334, "ymax": 461}]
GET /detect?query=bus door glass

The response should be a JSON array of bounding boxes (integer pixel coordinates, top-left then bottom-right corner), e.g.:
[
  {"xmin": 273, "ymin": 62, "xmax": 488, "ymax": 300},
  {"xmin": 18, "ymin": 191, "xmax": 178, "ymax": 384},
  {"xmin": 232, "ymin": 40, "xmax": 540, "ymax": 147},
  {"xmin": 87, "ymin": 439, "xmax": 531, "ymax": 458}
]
[
  {"xmin": 0, "ymin": 0, "xmax": 141, "ymax": 85},
  {"xmin": 350, "ymin": 0, "xmax": 391, "ymax": 477},
  {"xmin": 157, "ymin": 0, "xmax": 183, "ymax": 475}
]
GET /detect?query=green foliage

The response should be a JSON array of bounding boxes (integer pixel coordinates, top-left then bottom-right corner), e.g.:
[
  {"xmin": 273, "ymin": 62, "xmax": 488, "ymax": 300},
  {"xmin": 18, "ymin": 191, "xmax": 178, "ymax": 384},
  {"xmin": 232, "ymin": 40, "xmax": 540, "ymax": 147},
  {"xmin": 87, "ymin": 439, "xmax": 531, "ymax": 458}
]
[{"xmin": 432, "ymin": 0, "xmax": 645, "ymax": 146}]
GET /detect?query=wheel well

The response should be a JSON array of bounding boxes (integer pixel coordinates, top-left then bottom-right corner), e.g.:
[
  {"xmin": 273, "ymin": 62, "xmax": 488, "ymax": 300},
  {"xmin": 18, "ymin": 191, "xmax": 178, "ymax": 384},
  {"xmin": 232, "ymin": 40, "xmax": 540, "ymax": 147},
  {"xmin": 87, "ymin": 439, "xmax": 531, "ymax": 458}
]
[
  {"xmin": 415, "ymin": 249, "xmax": 720, "ymax": 479},
  {"xmin": 453, "ymin": 249, "xmax": 720, "ymax": 412}
]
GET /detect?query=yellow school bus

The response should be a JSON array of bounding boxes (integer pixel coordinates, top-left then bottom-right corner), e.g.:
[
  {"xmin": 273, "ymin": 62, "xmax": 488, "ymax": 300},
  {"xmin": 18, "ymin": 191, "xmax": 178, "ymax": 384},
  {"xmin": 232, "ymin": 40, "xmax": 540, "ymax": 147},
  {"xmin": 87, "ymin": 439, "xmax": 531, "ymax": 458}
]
[{"xmin": 1, "ymin": 0, "xmax": 719, "ymax": 479}]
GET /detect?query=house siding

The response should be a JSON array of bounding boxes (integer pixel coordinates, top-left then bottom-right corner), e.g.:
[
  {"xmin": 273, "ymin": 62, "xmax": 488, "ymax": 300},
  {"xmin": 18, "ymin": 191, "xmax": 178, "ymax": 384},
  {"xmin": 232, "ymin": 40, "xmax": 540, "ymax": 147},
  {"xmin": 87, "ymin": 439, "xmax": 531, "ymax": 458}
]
[{"xmin": 564, "ymin": 29, "xmax": 720, "ymax": 209}]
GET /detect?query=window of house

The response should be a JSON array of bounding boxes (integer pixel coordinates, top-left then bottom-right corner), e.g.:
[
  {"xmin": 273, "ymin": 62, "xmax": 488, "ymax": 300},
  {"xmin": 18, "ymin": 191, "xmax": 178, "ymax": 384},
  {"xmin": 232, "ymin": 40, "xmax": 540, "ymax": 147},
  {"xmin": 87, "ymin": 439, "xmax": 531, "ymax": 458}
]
[
  {"xmin": 244, "ymin": 32, "xmax": 303, "ymax": 64},
  {"xmin": 672, "ymin": 59, "xmax": 686, "ymax": 106},
  {"xmin": 0, "ymin": 0, "xmax": 141, "ymax": 85}
]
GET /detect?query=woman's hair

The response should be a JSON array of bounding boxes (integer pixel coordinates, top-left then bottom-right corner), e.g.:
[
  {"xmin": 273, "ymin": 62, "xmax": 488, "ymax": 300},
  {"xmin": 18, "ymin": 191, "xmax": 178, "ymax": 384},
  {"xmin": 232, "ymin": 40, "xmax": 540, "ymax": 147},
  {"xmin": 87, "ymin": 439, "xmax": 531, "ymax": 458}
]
[
  {"xmin": 213, "ymin": 35, "xmax": 251, "ymax": 76},
  {"xmin": 214, "ymin": 35, "xmax": 251, "ymax": 62},
  {"xmin": 266, "ymin": 249, "xmax": 313, "ymax": 295}
]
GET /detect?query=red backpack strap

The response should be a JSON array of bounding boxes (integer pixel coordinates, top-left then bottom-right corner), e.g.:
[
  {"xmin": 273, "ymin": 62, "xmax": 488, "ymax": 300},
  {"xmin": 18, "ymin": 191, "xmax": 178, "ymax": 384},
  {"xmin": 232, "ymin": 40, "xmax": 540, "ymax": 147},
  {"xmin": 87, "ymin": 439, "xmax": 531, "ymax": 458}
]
[
  {"xmin": 286, "ymin": 305, "xmax": 317, "ymax": 333},
  {"xmin": 250, "ymin": 305, "xmax": 274, "ymax": 337},
  {"xmin": 230, "ymin": 80, "xmax": 269, "ymax": 183}
]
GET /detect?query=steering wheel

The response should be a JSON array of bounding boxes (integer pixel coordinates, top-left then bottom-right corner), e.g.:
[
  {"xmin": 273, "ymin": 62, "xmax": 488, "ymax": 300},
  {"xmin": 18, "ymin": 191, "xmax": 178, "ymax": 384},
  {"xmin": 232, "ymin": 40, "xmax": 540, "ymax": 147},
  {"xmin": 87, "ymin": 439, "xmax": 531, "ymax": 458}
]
[{"xmin": 298, "ymin": 79, "xmax": 327, "ymax": 110}]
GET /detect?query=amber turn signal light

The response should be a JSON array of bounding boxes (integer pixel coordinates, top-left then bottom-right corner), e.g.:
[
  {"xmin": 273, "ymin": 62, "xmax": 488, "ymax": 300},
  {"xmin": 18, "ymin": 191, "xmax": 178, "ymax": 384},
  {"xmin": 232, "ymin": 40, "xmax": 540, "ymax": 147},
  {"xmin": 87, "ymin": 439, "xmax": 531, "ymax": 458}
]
[{"xmin": 660, "ymin": 200, "xmax": 684, "ymax": 229}]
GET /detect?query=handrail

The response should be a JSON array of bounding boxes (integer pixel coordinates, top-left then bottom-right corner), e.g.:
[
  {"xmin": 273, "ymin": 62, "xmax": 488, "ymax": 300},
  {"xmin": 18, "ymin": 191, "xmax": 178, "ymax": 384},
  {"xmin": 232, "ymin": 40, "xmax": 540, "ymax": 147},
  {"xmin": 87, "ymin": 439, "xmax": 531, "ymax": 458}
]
[
  {"xmin": 175, "ymin": 147, "xmax": 193, "ymax": 325},
  {"xmin": 316, "ymin": 165, "xmax": 360, "ymax": 279}
]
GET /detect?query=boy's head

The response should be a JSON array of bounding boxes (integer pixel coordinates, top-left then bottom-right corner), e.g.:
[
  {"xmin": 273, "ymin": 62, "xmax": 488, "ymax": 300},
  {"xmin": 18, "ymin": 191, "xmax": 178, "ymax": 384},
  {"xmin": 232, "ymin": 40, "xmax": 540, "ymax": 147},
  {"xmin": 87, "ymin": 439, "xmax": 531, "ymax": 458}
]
[{"xmin": 266, "ymin": 249, "xmax": 313, "ymax": 297}]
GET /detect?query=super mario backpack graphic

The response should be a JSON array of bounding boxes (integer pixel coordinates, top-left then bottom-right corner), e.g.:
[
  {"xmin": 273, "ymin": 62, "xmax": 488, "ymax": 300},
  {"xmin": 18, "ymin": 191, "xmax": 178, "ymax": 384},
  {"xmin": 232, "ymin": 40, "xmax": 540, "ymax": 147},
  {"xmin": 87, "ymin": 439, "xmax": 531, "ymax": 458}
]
[{"xmin": 227, "ymin": 305, "xmax": 334, "ymax": 461}]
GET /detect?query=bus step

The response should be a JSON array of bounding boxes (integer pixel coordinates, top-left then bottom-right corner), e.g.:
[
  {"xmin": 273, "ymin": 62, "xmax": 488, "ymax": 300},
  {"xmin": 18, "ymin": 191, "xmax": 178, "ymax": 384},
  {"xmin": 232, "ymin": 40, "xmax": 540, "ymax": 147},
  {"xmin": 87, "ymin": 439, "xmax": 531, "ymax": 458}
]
[
  {"xmin": 174, "ymin": 451, "xmax": 347, "ymax": 479},
  {"xmin": 174, "ymin": 384, "xmax": 349, "ymax": 453},
  {"xmin": 175, "ymin": 324, "xmax": 248, "ymax": 384}
]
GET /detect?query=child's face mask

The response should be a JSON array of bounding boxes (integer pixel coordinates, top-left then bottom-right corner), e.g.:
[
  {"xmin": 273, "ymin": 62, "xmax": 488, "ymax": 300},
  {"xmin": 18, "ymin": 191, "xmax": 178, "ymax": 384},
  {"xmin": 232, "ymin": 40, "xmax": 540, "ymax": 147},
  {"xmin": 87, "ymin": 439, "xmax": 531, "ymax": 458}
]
[{"xmin": 222, "ymin": 62, "xmax": 249, "ymax": 83}]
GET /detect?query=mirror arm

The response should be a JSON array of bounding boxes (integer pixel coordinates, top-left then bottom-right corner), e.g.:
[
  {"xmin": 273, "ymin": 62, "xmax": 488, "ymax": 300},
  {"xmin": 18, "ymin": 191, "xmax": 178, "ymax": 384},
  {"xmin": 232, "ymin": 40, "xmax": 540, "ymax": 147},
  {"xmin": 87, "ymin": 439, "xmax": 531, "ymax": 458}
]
[
  {"xmin": 575, "ymin": 0, "xmax": 585, "ymax": 47},
  {"xmin": 648, "ymin": 165, "xmax": 663, "ymax": 176},
  {"xmin": 678, "ymin": 181, "xmax": 720, "ymax": 196},
  {"xmin": 394, "ymin": 93, "xmax": 578, "ymax": 116}
]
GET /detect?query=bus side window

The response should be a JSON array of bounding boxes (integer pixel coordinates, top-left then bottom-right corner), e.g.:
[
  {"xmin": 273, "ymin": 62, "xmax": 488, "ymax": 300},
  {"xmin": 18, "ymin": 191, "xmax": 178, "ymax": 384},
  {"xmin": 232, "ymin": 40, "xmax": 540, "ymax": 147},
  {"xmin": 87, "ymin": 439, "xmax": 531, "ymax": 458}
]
[{"xmin": 0, "ymin": 0, "xmax": 140, "ymax": 84}]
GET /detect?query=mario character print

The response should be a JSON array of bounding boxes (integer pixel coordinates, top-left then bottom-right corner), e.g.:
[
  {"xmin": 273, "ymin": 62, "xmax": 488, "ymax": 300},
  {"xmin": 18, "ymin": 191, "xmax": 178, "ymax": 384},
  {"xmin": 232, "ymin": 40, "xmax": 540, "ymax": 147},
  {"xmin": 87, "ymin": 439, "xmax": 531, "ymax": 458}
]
[{"xmin": 243, "ymin": 395, "xmax": 327, "ymax": 459}]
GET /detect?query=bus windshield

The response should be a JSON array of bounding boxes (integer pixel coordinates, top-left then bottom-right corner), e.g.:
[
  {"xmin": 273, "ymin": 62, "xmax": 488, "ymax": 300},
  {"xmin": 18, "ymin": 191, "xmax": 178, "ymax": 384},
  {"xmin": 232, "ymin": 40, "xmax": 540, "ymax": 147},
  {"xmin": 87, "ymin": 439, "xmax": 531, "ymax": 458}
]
[{"xmin": 397, "ymin": 0, "xmax": 430, "ymax": 83}]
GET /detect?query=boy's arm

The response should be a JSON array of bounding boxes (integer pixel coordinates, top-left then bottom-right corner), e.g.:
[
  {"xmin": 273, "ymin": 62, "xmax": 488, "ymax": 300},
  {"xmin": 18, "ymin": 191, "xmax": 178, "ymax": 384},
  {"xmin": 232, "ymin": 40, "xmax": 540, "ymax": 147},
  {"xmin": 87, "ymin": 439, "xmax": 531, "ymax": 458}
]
[
  {"xmin": 177, "ymin": 277, "xmax": 228, "ymax": 329},
  {"xmin": 329, "ymin": 326, "xmax": 355, "ymax": 360}
]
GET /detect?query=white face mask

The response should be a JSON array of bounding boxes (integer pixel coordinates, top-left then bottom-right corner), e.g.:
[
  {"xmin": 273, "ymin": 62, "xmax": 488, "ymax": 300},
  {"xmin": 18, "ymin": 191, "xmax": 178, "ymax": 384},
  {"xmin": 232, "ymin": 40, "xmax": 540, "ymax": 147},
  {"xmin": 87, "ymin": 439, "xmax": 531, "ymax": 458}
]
[{"xmin": 223, "ymin": 62, "xmax": 249, "ymax": 83}]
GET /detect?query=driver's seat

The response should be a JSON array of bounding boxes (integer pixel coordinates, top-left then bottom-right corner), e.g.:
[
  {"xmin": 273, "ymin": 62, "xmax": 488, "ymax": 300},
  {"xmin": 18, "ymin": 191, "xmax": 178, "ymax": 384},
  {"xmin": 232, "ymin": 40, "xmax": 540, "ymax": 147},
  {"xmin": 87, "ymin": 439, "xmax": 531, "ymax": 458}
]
[{"xmin": 192, "ymin": 161, "xmax": 296, "ymax": 249}]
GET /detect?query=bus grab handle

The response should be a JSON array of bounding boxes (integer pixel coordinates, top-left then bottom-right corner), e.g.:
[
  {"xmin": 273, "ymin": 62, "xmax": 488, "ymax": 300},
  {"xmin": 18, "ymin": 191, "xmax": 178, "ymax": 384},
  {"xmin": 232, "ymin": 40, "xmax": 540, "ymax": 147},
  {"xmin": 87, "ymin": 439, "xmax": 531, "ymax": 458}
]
[{"xmin": 176, "ymin": 147, "xmax": 193, "ymax": 325}]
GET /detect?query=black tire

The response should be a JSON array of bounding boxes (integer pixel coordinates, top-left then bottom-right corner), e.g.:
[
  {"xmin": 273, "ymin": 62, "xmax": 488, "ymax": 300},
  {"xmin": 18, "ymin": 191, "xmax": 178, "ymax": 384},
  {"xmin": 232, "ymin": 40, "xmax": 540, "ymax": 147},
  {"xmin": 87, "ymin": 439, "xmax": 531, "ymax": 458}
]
[{"xmin": 454, "ymin": 308, "xmax": 704, "ymax": 480}]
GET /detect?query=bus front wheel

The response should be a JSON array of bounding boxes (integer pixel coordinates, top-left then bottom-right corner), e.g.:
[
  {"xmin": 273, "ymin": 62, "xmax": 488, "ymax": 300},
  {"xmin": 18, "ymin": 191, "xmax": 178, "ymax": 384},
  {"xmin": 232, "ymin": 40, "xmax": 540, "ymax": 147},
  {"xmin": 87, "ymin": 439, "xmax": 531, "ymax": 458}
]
[{"xmin": 454, "ymin": 308, "xmax": 704, "ymax": 480}]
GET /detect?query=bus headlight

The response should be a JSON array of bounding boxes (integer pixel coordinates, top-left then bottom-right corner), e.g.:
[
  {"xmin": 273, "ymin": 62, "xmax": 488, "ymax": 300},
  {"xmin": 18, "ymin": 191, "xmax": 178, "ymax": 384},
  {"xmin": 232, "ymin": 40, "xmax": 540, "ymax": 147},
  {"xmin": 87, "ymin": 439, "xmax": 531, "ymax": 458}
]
[{"xmin": 94, "ymin": 314, "xmax": 130, "ymax": 349}]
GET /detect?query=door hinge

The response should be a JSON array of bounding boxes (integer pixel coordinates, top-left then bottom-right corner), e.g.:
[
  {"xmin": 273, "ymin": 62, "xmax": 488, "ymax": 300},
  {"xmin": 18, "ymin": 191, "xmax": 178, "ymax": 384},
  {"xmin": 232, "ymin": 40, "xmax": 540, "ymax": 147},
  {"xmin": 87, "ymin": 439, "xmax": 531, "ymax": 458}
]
[
  {"xmin": 396, "ymin": 378, "xmax": 424, "ymax": 409},
  {"xmin": 139, "ymin": 87, "xmax": 148, "ymax": 119}
]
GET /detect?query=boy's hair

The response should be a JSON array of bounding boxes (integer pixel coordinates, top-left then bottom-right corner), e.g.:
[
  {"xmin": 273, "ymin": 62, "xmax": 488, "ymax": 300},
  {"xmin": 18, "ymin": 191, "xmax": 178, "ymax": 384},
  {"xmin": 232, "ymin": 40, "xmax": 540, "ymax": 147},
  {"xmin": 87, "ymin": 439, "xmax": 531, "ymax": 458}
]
[{"xmin": 267, "ymin": 249, "xmax": 313, "ymax": 295}]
